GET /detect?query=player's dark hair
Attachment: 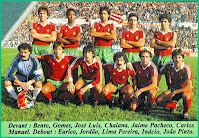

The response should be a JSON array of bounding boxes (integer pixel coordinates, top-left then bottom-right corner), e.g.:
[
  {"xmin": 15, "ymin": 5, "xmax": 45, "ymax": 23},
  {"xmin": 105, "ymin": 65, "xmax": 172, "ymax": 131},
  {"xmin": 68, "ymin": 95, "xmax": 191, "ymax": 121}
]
[
  {"xmin": 18, "ymin": 43, "xmax": 32, "ymax": 53},
  {"xmin": 139, "ymin": 50, "xmax": 152, "ymax": 58},
  {"xmin": 66, "ymin": 8, "xmax": 76, "ymax": 17},
  {"xmin": 159, "ymin": 13, "xmax": 172, "ymax": 23},
  {"xmin": 99, "ymin": 6, "xmax": 111, "ymax": 20},
  {"xmin": 83, "ymin": 43, "xmax": 95, "ymax": 57},
  {"xmin": 128, "ymin": 13, "xmax": 138, "ymax": 21},
  {"xmin": 38, "ymin": 6, "xmax": 50, "ymax": 16},
  {"xmin": 172, "ymin": 49, "xmax": 185, "ymax": 59},
  {"xmin": 53, "ymin": 41, "xmax": 64, "ymax": 50},
  {"xmin": 113, "ymin": 52, "xmax": 128, "ymax": 63}
]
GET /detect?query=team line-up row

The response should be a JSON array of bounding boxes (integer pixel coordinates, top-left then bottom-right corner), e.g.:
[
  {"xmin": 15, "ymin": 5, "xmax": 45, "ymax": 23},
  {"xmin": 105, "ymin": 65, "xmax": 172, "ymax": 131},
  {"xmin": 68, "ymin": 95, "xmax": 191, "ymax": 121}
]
[{"xmin": 4, "ymin": 6, "xmax": 193, "ymax": 121}]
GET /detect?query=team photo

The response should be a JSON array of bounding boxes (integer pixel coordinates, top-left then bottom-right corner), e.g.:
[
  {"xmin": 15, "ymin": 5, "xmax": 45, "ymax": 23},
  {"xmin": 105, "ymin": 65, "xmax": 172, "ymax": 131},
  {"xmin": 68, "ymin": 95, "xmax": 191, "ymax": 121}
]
[{"xmin": 1, "ymin": 1, "xmax": 198, "ymax": 121}]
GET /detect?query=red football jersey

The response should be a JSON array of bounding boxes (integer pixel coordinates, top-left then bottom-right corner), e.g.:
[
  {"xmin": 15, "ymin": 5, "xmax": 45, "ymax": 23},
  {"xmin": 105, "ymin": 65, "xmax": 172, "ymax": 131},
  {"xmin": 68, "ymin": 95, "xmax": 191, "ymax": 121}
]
[
  {"xmin": 32, "ymin": 22, "xmax": 56, "ymax": 46},
  {"xmin": 152, "ymin": 30, "xmax": 177, "ymax": 56},
  {"xmin": 160, "ymin": 62, "xmax": 193, "ymax": 89},
  {"xmin": 92, "ymin": 21, "xmax": 115, "ymax": 47},
  {"xmin": 41, "ymin": 54, "xmax": 76, "ymax": 81},
  {"xmin": 103, "ymin": 63, "xmax": 135, "ymax": 85},
  {"xmin": 132, "ymin": 61, "xmax": 158, "ymax": 89},
  {"xmin": 68, "ymin": 56, "xmax": 102, "ymax": 88},
  {"xmin": 121, "ymin": 29, "xmax": 145, "ymax": 53},
  {"xmin": 59, "ymin": 23, "xmax": 82, "ymax": 49}
]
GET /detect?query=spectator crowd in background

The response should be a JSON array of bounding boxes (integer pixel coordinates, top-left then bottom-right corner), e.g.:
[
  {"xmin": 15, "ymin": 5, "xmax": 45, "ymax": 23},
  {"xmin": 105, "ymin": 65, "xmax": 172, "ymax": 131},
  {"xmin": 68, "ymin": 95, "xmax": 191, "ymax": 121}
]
[{"xmin": 8, "ymin": 1, "xmax": 198, "ymax": 50}]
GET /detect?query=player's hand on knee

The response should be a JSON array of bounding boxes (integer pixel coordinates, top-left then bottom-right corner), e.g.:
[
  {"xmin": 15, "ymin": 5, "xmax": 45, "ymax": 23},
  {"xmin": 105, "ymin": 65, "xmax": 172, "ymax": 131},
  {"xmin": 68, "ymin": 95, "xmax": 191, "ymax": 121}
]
[
  {"xmin": 68, "ymin": 83, "xmax": 75, "ymax": 92},
  {"xmin": 80, "ymin": 86, "xmax": 89, "ymax": 95},
  {"xmin": 156, "ymin": 87, "xmax": 159, "ymax": 92}
]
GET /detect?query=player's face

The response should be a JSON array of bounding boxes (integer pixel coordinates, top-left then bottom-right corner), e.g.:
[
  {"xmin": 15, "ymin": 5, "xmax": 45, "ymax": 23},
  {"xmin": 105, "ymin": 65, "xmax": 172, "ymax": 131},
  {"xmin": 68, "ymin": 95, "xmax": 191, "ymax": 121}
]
[
  {"xmin": 99, "ymin": 10, "xmax": 109, "ymax": 22},
  {"xmin": 128, "ymin": 16, "xmax": 138, "ymax": 29},
  {"xmin": 115, "ymin": 57, "xmax": 125, "ymax": 70},
  {"xmin": 173, "ymin": 55, "xmax": 184, "ymax": 69},
  {"xmin": 19, "ymin": 49, "xmax": 30, "ymax": 61},
  {"xmin": 54, "ymin": 46, "xmax": 64, "ymax": 57},
  {"xmin": 84, "ymin": 51, "xmax": 94, "ymax": 62},
  {"xmin": 39, "ymin": 10, "xmax": 48, "ymax": 22},
  {"xmin": 67, "ymin": 10, "xmax": 76, "ymax": 23},
  {"xmin": 160, "ymin": 18, "xmax": 170, "ymax": 31},
  {"xmin": 140, "ymin": 52, "xmax": 151, "ymax": 67}
]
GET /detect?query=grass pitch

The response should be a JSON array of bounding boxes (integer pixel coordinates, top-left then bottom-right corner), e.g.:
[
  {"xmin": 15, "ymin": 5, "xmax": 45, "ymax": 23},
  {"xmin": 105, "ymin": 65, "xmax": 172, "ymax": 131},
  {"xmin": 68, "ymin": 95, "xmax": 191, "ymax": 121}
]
[{"xmin": 1, "ymin": 48, "xmax": 198, "ymax": 121}]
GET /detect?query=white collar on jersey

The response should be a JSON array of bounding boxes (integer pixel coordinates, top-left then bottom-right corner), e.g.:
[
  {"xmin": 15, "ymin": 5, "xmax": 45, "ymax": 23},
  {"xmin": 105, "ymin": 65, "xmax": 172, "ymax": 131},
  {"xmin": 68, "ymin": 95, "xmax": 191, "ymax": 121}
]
[
  {"xmin": 172, "ymin": 62, "xmax": 185, "ymax": 72},
  {"xmin": 53, "ymin": 53, "xmax": 65, "ymax": 63},
  {"xmin": 98, "ymin": 20, "xmax": 112, "ymax": 26},
  {"xmin": 65, "ymin": 22, "xmax": 77, "ymax": 29},
  {"xmin": 114, "ymin": 63, "xmax": 127, "ymax": 72},
  {"xmin": 160, "ymin": 29, "xmax": 172, "ymax": 35},
  {"xmin": 127, "ymin": 28, "xmax": 138, "ymax": 34},
  {"xmin": 140, "ymin": 61, "xmax": 152, "ymax": 70},
  {"xmin": 38, "ymin": 20, "xmax": 49, "ymax": 27},
  {"xmin": 83, "ymin": 57, "xmax": 96, "ymax": 66}
]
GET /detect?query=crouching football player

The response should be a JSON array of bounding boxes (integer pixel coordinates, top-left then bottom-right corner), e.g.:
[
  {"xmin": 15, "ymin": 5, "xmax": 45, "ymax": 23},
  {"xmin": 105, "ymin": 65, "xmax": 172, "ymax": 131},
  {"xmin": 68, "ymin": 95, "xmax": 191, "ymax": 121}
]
[
  {"xmin": 34, "ymin": 42, "xmax": 76, "ymax": 104},
  {"xmin": 4, "ymin": 43, "xmax": 43, "ymax": 101},
  {"xmin": 156, "ymin": 49, "xmax": 193, "ymax": 120},
  {"xmin": 68, "ymin": 44, "xmax": 102, "ymax": 107},
  {"xmin": 130, "ymin": 50, "xmax": 158, "ymax": 113},
  {"xmin": 102, "ymin": 52, "xmax": 135, "ymax": 109}
]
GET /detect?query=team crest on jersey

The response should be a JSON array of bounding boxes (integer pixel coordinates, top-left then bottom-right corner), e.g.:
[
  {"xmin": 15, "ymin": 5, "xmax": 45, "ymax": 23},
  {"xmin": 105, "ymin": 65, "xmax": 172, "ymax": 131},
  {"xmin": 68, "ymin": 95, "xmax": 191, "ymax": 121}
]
[
  {"xmin": 28, "ymin": 65, "xmax": 32, "ymax": 69},
  {"xmin": 65, "ymin": 30, "xmax": 68, "ymax": 33},
  {"xmin": 166, "ymin": 38, "xmax": 169, "ymax": 41},
  {"xmin": 126, "ymin": 35, "xmax": 129, "ymax": 37},
  {"xmin": 73, "ymin": 32, "xmax": 76, "ymax": 36},
  {"xmin": 136, "ymin": 36, "xmax": 139, "ymax": 40},
  {"xmin": 98, "ymin": 27, "xmax": 100, "ymax": 29},
  {"xmin": 47, "ymin": 29, "xmax": 50, "ymax": 33},
  {"xmin": 37, "ymin": 27, "xmax": 40, "ymax": 30},
  {"xmin": 122, "ymin": 76, "xmax": 125, "ymax": 79},
  {"xmin": 108, "ymin": 28, "xmax": 110, "ymax": 32},
  {"xmin": 61, "ymin": 65, "xmax": 65, "ymax": 68}
]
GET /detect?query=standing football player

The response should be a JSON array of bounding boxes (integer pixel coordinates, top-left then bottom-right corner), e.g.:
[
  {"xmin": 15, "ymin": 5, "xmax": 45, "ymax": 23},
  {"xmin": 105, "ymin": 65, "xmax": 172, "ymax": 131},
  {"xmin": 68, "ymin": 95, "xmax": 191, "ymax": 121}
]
[{"xmin": 120, "ymin": 13, "xmax": 145, "ymax": 63}]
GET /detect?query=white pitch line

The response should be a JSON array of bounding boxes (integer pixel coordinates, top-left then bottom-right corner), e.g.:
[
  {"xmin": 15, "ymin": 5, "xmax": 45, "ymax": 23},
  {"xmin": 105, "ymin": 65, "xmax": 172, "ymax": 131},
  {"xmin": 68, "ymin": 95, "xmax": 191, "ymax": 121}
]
[{"xmin": 1, "ymin": 1, "xmax": 38, "ymax": 48}]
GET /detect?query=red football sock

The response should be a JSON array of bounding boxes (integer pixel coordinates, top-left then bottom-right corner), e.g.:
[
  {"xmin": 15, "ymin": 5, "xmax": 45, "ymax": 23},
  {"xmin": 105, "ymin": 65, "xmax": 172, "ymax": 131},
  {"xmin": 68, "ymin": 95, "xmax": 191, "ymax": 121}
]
[
  {"xmin": 150, "ymin": 97, "xmax": 156, "ymax": 104},
  {"xmin": 183, "ymin": 99, "xmax": 192, "ymax": 114},
  {"xmin": 105, "ymin": 93, "xmax": 113, "ymax": 101},
  {"xmin": 44, "ymin": 93, "xmax": 52, "ymax": 100},
  {"xmin": 166, "ymin": 102, "xmax": 177, "ymax": 109},
  {"xmin": 77, "ymin": 91, "xmax": 83, "ymax": 101}
]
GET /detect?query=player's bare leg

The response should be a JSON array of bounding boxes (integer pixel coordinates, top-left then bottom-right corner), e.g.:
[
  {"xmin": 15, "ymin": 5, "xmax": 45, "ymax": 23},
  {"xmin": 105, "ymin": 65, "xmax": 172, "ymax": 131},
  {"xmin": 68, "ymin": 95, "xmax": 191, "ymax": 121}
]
[
  {"xmin": 182, "ymin": 90, "xmax": 193, "ymax": 120},
  {"xmin": 91, "ymin": 83, "xmax": 102, "ymax": 107},
  {"xmin": 146, "ymin": 88, "xmax": 157, "ymax": 111},
  {"xmin": 75, "ymin": 78, "xmax": 86, "ymax": 106},
  {"xmin": 156, "ymin": 91, "xmax": 178, "ymax": 111},
  {"xmin": 42, "ymin": 82, "xmax": 56, "ymax": 104},
  {"xmin": 102, "ymin": 83, "xmax": 117, "ymax": 108},
  {"xmin": 120, "ymin": 84, "xmax": 134, "ymax": 109},
  {"xmin": 59, "ymin": 82, "xmax": 75, "ymax": 106}
]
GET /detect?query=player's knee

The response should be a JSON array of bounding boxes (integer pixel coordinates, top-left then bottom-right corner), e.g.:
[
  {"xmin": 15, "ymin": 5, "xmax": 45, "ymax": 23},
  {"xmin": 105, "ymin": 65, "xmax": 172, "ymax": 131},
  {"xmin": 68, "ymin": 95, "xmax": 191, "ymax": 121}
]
[
  {"xmin": 102, "ymin": 87, "xmax": 109, "ymax": 95},
  {"xmin": 34, "ymin": 81, "xmax": 42, "ymax": 88},
  {"xmin": 149, "ymin": 89, "xmax": 157, "ymax": 98},
  {"xmin": 130, "ymin": 103, "xmax": 137, "ymax": 111},
  {"xmin": 75, "ymin": 83, "xmax": 82, "ymax": 91},
  {"xmin": 41, "ymin": 87, "xmax": 50, "ymax": 95},
  {"xmin": 182, "ymin": 90, "xmax": 193, "ymax": 100},
  {"xmin": 4, "ymin": 80, "xmax": 12, "ymax": 87}
]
